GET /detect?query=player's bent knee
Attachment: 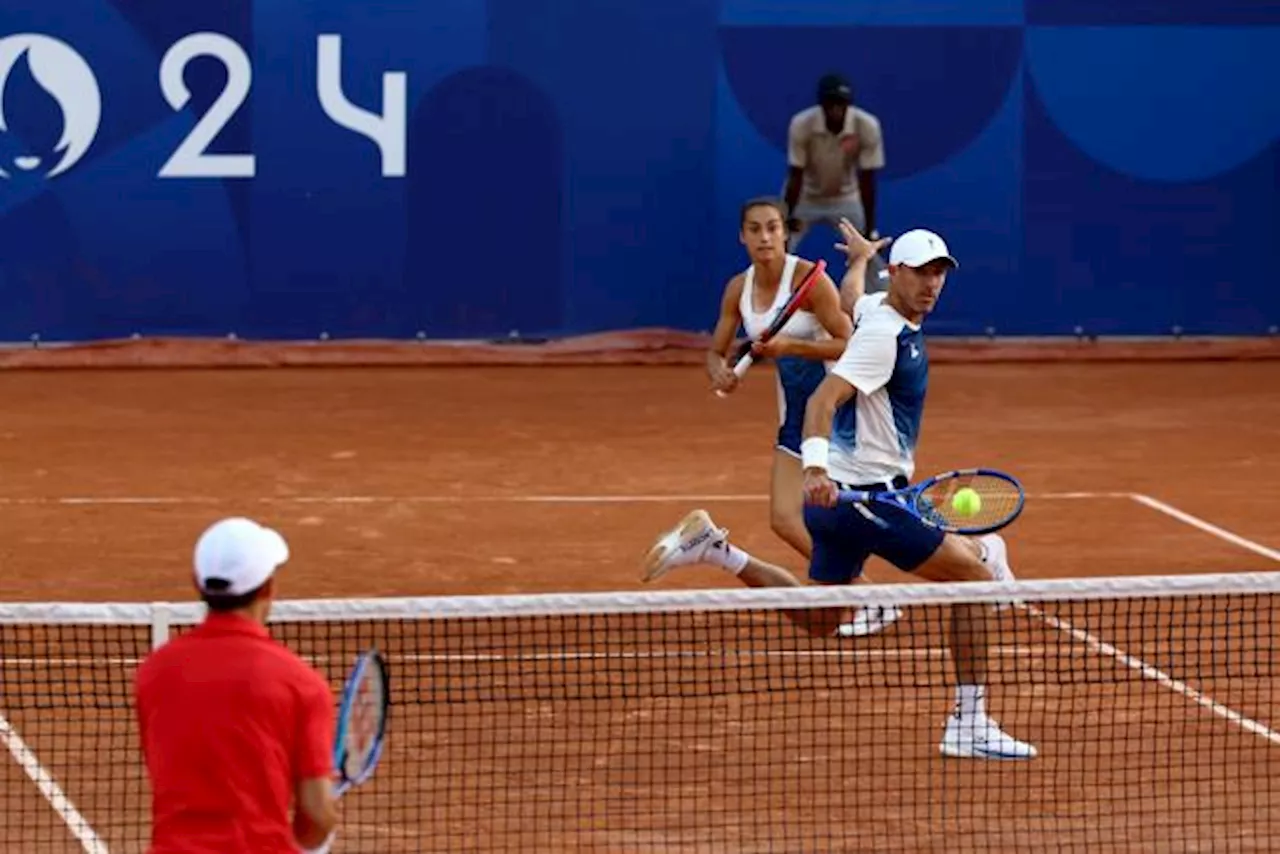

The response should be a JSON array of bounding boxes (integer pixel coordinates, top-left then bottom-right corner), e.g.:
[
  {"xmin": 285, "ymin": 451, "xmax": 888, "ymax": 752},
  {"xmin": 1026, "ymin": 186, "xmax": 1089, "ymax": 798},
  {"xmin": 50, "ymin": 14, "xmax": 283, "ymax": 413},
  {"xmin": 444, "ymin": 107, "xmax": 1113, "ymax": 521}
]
[
  {"xmin": 769, "ymin": 510, "xmax": 809, "ymax": 553},
  {"xmin": 915, "ymin": 534, "xmax": 989, "ymax": 584},
  {"xmin": 769, "ymin": 511, "xmax": 798, "ymax": 541}
]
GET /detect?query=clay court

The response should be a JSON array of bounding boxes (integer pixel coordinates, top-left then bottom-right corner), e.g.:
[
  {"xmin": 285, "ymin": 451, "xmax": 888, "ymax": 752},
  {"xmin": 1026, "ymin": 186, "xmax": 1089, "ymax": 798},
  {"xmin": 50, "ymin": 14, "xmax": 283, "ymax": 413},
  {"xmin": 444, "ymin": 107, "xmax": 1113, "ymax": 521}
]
[{"xmin": 2, "ymin": 356, "xmax": 1278, "ymax": 852}]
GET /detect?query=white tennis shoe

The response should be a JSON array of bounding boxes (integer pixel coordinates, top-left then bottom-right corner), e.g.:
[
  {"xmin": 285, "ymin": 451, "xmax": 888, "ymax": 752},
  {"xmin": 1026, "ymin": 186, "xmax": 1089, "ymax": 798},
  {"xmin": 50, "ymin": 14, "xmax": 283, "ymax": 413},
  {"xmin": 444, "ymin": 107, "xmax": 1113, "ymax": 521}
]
[
  {"xmin": 836, "ymin": 605, "xmax": 903, "ymax": 638},
  {"xmin": 939, "ymin": 711, "xmax": 1038, "ymax": 760},
  {"xmin": 641, "ymin": 509, "xmax": 730, "ymax": 583}
]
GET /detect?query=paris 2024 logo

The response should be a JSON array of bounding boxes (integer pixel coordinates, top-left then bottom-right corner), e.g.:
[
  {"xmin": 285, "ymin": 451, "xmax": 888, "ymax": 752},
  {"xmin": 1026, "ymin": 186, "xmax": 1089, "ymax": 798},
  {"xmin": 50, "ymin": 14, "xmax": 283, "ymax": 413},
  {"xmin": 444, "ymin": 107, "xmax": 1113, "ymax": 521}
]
[
  {"xmin": 0, "ymin": 31, "xmax": 403, "ymax": 182},
  {"xmin": 0, "ymin": 34, "xmax": 101, "ymax": 179}
]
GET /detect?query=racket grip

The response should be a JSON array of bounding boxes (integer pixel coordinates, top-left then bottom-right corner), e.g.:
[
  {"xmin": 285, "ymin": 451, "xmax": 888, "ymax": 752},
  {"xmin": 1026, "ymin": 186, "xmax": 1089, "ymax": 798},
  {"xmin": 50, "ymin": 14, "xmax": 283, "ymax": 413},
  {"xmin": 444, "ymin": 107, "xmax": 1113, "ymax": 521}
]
[
  {"xmin": 836, "ymin": 490, "xmax": 893, "ymax": 530},
  {"xmin": 714, "ymin": 351, "xmax": 756, "ymax": 399}
]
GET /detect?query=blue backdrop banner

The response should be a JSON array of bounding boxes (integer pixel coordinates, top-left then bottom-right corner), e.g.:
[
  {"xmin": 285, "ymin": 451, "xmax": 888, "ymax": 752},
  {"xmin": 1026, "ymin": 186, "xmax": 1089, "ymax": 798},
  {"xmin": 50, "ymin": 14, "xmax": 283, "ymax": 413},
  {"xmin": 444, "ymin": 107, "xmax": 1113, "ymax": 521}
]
[{"xmin": 0, "ymin": 1, "xmax": 1276, "ymax": 340}]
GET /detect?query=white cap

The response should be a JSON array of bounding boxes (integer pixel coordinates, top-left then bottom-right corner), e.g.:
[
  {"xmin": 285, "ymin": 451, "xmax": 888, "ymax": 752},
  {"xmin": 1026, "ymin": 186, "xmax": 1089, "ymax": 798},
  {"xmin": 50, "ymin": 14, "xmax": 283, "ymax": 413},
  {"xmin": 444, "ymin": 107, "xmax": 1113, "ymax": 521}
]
[
  {"xmin": 888, "ymin": 228, "xmax": 959, "ymax": 269},
  {"xmin": 193, "ymin": 517, "xmax": 289, "ymax": 596}
]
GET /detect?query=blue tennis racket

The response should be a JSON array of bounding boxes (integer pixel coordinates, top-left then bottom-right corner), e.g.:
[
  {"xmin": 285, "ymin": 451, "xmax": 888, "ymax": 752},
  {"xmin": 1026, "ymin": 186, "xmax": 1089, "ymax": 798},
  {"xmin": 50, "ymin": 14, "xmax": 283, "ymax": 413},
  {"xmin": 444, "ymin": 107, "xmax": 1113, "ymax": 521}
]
[
  {"xmin": 836, "ymin": 468, "xmax": 1026, "ymax": 535},
  {"xmin": 333, "ymin": 648, "xmax": 389, "ymax": 797}
]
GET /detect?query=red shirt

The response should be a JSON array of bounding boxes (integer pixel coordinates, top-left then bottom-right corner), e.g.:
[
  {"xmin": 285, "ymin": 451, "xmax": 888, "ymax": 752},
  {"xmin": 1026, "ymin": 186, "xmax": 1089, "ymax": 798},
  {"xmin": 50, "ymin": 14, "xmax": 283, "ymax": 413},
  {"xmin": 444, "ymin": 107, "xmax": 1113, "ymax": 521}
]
[{"xmin": 134, "ymin": 612, "xmax": 334, "ymax": 854}]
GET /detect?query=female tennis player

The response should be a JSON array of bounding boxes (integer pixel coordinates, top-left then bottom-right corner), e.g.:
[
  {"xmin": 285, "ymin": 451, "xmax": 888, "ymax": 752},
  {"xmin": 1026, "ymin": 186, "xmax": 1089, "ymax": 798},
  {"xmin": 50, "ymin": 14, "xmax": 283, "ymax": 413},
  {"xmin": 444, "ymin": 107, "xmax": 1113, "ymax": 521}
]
[{"xmin": 707, "ymin": 198, "xmax": 897, "ymax": 636}]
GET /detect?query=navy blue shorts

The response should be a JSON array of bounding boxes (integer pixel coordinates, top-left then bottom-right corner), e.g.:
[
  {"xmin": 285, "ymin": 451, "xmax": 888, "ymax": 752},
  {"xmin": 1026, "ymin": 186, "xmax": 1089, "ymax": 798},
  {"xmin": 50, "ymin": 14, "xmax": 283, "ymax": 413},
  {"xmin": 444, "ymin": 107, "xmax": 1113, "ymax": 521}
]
[
  {"xmin": 773, "ymin": 357, "xmax": 857, "ymax": 456},
  {"xmin": 773, "ymin": 357, "xmax": 826, "ymax": 455},
  {"xmin": 804, "ymin": 489, "xmax": 945, "ymax": 584}
]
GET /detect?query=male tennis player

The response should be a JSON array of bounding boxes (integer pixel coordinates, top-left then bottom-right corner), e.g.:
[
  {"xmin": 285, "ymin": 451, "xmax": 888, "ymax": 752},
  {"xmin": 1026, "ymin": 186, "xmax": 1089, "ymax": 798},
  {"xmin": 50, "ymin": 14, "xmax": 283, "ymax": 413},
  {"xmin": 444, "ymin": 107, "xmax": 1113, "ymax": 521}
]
[
  {"xmin": 133, "ymin": 517, "xmax": 340, "ymax": 852},
  {"xmin": 644, "ymin": 227, "xmax": 1036, "ymax": 760},
  {"xmin": 705, "ymin": 197, "xmax": 896, "ymax": 636}
]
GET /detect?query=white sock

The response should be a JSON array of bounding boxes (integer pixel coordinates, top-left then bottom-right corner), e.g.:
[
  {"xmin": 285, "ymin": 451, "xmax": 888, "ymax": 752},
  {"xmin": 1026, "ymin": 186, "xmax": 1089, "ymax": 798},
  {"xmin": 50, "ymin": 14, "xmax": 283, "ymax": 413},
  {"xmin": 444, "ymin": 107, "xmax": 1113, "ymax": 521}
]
[
  {"xmin": 954, "ymin": 684, "xmax": 986, "ymax": 719},
  {"xmin": 711, "ymin": 540, "xmax": 747, "ymax": 573}
]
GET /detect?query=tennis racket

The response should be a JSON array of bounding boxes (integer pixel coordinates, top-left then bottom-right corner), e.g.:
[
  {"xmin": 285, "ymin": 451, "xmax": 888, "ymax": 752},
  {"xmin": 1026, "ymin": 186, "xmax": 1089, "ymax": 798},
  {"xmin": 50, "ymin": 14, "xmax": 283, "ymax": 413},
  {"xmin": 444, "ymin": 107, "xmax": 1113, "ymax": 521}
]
[
  {"xmin": 333, "ymin": 648, "xmax": 389, "ymax": 798},
  {"xmin": 715, "ymin": 259, "xmax": 826, "ymax": 398},
  {"xmin": 836, "ymin": 468, "xmax": 1026, "ymax": 536}
]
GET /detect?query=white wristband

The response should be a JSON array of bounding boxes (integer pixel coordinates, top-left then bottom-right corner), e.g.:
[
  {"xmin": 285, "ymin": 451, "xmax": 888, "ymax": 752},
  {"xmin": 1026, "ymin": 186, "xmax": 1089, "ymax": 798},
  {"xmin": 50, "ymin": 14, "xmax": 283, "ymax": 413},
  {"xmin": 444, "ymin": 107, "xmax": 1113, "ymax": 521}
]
[{"xmin": 800, "ymin": 437, "xmax": 829, "ymax": 471}]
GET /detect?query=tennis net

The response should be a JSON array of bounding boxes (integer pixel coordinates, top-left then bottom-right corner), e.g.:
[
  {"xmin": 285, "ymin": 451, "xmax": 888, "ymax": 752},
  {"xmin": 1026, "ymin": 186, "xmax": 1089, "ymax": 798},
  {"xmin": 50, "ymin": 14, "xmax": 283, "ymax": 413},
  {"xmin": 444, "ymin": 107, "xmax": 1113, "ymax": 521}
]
[{"xmin": 2, "ymin": 571, "xmax": 1278, "ymax": 852}]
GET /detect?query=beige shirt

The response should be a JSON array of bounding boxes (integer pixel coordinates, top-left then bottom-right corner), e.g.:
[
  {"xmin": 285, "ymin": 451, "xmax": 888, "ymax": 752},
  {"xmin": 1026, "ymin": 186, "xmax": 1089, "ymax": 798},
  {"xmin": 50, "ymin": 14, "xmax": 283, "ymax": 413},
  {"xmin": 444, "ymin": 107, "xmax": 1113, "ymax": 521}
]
[{"xmin": 788, "ymin": 105, "xmax": 886, "ymax": 203}]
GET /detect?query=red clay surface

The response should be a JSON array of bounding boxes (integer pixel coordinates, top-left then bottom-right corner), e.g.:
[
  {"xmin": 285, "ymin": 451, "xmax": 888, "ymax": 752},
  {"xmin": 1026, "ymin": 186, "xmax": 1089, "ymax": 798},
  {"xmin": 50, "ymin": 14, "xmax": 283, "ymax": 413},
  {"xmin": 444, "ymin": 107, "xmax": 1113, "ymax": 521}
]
[{"xmin": 1, "ymin": 362, "xmax": 1278, "ymax": 852}]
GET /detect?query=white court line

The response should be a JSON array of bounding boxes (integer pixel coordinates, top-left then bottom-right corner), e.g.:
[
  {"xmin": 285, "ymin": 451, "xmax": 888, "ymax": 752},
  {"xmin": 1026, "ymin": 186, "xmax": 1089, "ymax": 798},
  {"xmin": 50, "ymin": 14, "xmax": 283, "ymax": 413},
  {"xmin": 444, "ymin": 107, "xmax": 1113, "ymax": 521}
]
[
  {"xmin": 0, "ymin": 713, "xmax": 108, "ymax": 853},
  {"xmin": 1027, "ymin": 604, "xmax": 1280, "ymax": 747},
  {"xmin": 0, "ymin": 491, "xmax": 1127, "ymax": 506},
  {"xmin": 1130, "ymin": 493, "xmax": 1280, "ymax": 563},
  {"xmin": 345, "ymin": 822, "xmax": 423, "ymax": 839},
  {"xmin": 1017, "ymin": 491, "xmax": 1280, "ymax": 749}
]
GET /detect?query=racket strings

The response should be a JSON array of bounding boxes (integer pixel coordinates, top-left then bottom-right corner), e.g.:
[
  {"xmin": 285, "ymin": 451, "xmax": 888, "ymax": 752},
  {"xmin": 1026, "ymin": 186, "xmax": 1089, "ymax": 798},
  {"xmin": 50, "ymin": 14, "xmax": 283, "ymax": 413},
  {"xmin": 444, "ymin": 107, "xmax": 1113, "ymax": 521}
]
[
  {"xmin": 340, "ymin": 660, "xmax": 388, "ymax": 778},
  {"xmin": 921, "ymin": 476, "xmax": 1022, "ymax": 529}
]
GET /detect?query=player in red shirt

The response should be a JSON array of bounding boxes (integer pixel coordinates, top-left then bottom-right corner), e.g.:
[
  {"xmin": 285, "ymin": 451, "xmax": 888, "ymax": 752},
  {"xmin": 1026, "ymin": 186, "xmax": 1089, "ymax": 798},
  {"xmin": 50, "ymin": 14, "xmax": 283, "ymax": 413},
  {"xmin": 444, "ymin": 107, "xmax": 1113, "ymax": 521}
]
[{"xmin": 134, "ymin": 517, "xmax": 340, "ymax": 853}]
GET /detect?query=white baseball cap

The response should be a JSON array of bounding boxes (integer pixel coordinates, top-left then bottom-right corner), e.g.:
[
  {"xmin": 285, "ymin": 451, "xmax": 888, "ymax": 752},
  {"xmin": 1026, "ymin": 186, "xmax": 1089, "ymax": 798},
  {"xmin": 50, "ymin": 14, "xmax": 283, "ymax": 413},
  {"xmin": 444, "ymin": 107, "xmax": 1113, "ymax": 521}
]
[
  {"xmin": 193, "ymin": 517, "xmax": 289, "ymax": 596},
  {"xmin": 888, "ymin": 228, "xmax": 959, "ymax": 270}
]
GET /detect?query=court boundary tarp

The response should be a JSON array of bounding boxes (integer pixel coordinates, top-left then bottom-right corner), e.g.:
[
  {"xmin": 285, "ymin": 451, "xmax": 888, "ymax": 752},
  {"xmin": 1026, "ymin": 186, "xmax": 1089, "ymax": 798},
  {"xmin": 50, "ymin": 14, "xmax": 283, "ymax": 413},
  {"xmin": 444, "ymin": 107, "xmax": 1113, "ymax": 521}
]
[{"xmin": 1, "ymin": 330, "xmax": 1277, "ymax": 369}]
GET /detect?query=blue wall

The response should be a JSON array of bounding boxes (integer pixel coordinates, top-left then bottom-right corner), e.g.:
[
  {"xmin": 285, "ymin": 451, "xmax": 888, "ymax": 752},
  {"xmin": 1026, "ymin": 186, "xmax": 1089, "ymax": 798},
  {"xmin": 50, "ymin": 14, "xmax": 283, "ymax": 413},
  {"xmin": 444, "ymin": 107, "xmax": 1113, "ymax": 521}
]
[{"xmin": 0, "ymin": 0, "xmax": 1276, "ymax": 340}]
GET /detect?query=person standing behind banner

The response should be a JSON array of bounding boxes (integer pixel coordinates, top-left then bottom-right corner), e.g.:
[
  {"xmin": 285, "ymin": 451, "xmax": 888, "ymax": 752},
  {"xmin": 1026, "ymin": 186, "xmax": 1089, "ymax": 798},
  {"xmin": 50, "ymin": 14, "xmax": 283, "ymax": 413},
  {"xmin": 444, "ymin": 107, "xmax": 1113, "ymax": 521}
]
[
  {"xmin": 133, "ymin": 517, "xmax": 339, "ymax": 854},
  {"xmin": 783, "ymin": 73, "xmax": 888, "ymax": 294}
]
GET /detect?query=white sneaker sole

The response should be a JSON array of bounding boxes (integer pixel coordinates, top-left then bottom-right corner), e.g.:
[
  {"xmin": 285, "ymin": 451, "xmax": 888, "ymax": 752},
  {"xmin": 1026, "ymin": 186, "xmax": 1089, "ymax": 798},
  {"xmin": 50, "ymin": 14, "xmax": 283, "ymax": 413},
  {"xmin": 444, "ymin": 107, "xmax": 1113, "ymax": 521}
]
[
  {"xmin": 939, "ymin": 741, "xmax": 1038, "ymax": 760},
  {"xmin": 836, "ymin": 606, "xmax": 903, "ymax": 638},
  {"xmin": 940, "ymin": 723, "xmax": 1038, "ymax": 761},
  {"xmin": 641, "ymin": 509, "xmax": 715, "ymax": 584}
]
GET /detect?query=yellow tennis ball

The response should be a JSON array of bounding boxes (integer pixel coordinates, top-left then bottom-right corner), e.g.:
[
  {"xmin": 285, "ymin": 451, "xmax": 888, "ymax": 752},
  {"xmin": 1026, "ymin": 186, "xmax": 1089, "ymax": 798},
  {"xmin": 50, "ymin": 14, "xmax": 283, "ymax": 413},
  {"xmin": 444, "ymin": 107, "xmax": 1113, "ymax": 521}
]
[{"xmin": 951, "ymin": 487, "xmax": 982, "ymax": 517}]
